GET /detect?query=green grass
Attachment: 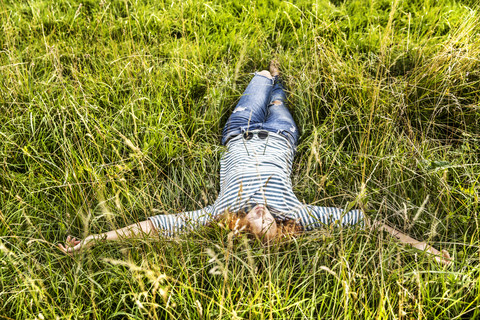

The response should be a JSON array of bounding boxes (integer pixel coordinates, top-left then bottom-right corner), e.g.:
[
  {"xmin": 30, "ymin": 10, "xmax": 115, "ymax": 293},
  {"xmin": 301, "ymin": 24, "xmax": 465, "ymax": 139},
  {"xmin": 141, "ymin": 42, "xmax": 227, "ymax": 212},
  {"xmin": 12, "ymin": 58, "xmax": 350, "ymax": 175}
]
[{"xmin": 1, "ymin": 0, "xmax": 479, "ymax": 318}]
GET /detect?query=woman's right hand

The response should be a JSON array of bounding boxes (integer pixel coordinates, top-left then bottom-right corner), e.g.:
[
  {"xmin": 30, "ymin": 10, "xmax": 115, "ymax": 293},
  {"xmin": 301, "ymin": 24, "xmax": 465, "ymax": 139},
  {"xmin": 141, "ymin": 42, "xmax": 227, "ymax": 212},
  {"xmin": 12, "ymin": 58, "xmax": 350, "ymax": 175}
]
[
  {"xmin": 428, "ymin": 247, "xmax": 453, "ymax": 266},
  {"xmin": 58, "ymin": 235, "xmax": 96, "ymax": 254}
]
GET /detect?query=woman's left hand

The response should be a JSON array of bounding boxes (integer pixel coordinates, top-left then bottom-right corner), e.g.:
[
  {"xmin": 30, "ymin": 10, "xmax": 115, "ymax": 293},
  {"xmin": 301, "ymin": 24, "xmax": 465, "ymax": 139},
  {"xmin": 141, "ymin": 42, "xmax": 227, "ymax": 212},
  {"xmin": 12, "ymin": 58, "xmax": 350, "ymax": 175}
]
[{"xmin": 58, "ymin": 235, "xmax": 95, "ymax": 254}]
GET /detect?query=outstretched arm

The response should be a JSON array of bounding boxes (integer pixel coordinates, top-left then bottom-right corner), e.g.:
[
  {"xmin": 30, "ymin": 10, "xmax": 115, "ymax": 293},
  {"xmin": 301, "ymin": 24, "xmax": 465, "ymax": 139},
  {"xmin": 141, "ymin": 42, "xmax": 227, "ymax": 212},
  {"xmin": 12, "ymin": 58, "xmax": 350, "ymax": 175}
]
[
  {"xmin": 59, "ymin": 205, "xmax": 216, "ymax": 254},
  {"xmin": 305, "ymin": 205, "xmax": 451, "ymax": 265},
  {"xmin": 371, "ymin": 220, "xmax": 452, "ymax": 265},
  {"xmin": 59, "ymin": 220, "xmax": 156, "ymax": 254},
  {"xmin": 303, "ymin": 205, "xmax": 364, "ymax": 230}
]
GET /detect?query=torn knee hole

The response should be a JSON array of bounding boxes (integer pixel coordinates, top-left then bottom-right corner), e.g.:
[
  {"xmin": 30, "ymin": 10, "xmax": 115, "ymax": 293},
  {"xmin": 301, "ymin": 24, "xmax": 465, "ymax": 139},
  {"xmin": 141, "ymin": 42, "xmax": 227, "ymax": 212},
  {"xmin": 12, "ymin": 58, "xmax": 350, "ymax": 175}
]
[
  {"xmin": 272, "ymin": 100, "xmax": 282, "ymax": 106},
  {"xmin": 258, "ymin": 70, "xmax": 272, "ymax": 79}
]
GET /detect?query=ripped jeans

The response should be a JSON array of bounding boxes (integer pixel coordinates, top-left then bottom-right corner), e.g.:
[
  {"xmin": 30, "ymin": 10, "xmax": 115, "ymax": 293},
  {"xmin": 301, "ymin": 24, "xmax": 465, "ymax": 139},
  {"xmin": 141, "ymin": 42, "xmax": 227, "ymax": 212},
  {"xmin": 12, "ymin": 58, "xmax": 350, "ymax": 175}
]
[{"xmin": 221, "ymin": 73, "xmax": 299, "ymax": 148}]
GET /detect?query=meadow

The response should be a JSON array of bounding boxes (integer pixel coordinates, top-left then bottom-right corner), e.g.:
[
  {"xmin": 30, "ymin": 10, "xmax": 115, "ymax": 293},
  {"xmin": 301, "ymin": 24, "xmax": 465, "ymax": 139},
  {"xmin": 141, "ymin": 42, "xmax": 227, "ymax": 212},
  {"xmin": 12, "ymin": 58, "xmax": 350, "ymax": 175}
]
[{"xmin": 1, "ymin": 0, "xmax": 479, "ymax": 318}]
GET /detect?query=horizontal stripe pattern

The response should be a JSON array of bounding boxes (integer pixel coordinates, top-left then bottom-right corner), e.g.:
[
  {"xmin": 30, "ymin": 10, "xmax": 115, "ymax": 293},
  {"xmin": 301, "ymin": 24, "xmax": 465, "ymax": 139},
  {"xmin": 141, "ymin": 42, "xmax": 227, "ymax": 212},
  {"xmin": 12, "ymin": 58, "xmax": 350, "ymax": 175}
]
[{"xmin": 149, "ymin": 131, "xmax": 363, "ymax": 236}]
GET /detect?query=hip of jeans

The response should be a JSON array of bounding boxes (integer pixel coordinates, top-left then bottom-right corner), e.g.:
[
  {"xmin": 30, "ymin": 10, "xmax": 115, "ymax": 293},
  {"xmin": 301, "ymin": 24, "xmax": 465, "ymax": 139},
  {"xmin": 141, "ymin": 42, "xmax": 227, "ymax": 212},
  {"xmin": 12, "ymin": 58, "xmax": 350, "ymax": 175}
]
[{"xmin": 222, "ymin": 124, "xmax": 297, "ymax": 149}]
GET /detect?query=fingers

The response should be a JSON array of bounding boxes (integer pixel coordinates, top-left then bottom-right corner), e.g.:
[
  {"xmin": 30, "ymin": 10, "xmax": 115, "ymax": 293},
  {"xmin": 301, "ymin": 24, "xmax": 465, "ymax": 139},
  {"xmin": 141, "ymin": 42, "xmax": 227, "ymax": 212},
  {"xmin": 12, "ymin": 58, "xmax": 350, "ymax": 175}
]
[
  {"xmin": 58, "ymin": 235, "xmax": 83, "ymax": 255},
  {"xmin": 434, "ymin": 249, "xmax": 452, "ymax": 266},
  {"xmin": 66, "ymin": 235, "xmax": 81, "ymax": 246},
  {"xmin": 441, "ymin": 249, "xmax": 452, "ymax": 266},
  {"xmin": 58, "ymin": 243, "xmax": 73, "ymax": 254}
]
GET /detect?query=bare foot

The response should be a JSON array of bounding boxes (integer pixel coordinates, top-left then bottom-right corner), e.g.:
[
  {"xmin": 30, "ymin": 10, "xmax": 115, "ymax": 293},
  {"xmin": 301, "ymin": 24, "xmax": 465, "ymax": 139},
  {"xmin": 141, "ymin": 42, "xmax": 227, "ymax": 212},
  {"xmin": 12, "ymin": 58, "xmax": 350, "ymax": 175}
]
[{"xmin": 269, "ymin": 59, "xmax": 280, "ymax": 78}]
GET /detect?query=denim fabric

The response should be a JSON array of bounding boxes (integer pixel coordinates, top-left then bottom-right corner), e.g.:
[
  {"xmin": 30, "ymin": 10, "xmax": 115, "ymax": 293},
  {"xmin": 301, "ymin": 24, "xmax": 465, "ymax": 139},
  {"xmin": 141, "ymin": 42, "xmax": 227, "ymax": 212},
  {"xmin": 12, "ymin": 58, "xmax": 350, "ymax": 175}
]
[{"xmin": 222, "ymin": 73, "xmax": 299, "ymax": 148}]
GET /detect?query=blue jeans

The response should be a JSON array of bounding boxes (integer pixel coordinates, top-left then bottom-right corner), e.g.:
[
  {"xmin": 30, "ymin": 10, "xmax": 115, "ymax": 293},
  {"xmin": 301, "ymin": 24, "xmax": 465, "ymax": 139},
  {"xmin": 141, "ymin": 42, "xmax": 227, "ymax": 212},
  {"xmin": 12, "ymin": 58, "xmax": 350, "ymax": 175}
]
[{"xmin": 222, "ymin": 73, "xmax": 299, "ymax": 148}]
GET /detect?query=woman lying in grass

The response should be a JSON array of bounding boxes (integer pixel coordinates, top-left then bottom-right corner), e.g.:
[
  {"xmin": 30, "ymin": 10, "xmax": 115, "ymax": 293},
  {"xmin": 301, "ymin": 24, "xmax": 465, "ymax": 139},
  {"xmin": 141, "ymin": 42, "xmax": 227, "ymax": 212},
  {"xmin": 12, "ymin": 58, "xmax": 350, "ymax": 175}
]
[{"xmin": 59, "ymin": 61, "xmax": 451, "ymax": 265}]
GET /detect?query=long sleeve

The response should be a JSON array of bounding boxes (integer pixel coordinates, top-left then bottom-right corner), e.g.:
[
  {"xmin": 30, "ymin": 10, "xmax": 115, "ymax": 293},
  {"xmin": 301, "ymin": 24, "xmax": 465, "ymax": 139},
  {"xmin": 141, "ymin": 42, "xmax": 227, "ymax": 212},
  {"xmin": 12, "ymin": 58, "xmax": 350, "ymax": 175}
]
[
  {"xmin": 298, "ymin": 205, "xmax": 364, "ymax": 231},
  {"xmin": 148, "ymin": 205, "xmax": 216, "ymax": 237}
]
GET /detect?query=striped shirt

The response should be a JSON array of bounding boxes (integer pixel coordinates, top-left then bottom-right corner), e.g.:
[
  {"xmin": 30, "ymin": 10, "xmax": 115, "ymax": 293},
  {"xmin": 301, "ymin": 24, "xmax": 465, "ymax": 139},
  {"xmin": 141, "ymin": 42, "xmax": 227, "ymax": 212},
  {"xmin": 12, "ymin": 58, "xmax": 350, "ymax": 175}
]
[{"xmin": 149, "ymin": 131, "xmax": 363, "ymax": 236}]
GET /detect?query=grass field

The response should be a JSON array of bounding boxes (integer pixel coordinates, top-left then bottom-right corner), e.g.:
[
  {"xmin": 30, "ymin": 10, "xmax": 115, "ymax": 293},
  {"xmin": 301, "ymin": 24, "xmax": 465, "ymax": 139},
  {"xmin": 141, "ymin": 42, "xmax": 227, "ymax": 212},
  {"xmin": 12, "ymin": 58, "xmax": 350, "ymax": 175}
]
[{"xmin": 1, "ymin": 0, "xmax": 479, "ymax": 318}]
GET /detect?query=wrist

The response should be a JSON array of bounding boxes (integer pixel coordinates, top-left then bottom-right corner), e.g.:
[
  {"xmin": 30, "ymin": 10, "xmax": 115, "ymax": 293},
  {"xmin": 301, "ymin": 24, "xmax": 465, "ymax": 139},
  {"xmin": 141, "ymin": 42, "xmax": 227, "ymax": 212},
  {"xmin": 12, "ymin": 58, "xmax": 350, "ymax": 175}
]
[
  {"xmin": 85, "ymin": 235, "xmax": 96, "ymax": 242},
  {"xmin": 427, "ymin": 246, "xmax": 440, "ymax": 256},
  {"xmin": 86, "ymin": 234, "xmax": 105, "ymax": 245}
]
